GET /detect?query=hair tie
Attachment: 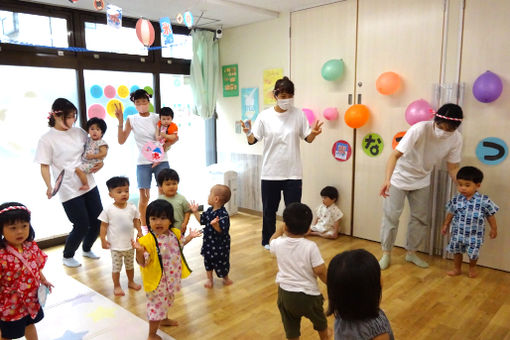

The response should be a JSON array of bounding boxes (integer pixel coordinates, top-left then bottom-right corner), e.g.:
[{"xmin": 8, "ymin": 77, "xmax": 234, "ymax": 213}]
[{"xmin": 0, "ymin": 205, "xmax": 31, "ymax": 215}]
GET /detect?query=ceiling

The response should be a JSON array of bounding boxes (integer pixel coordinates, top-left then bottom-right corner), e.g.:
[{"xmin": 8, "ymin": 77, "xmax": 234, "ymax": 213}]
[{"xmin": 23, "ymin": 0, "xmax": 342, "ymax": 29}]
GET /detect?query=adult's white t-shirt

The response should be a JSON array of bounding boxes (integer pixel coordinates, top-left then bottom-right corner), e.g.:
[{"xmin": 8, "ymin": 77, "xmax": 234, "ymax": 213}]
[
  {"xmin": 270, "ymin": 236, "xmax": 324, "ymax": 296},
  {"xmin": 35, "ymin": 127, "xmax": 95, "ymax": 203},
  {"xmin": 128, "ymin": 113, "xmax": 168, "ymax": 165},
  {"xmin": 392, "ymin": 120, "xmax": 462, "ymax": 190},
  {"xmin": 252, "ymin": 106, "xmax": 312, "ymax": 180},
  {"xmin": 98, "ymin": 203, "xmax": 140, "ymax": 251}
]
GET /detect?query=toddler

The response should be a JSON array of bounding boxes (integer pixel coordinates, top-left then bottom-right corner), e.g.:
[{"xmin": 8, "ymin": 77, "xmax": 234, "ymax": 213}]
[
  {"xmin": 0, "ymin": 202, "xmax": 53, "ymax": 340},
  {"xmin": 155, "ymin": 107, "xmax": 178, "ymax": 152},
  {"xmin": 132, "ymin": 199, "xmax": 200, "ymax": 339},
  {"xmin": 441, "ymin": 166, "xmax": 498, "ymax": 278},
  {"xmin": 327, "ymin": 249, "xmax": 394, "ymax": 340},
  {"xmin": 75, "ymin": 117, "xmax": 108, "ymax": 191},
  {"xmin": 157, "ymin": 168, "xmax": 191, "ymax": 234},
  {"xmin": 99, "ymin": 176, "xmax": 143, "ymax": 296},
  {"xmin": 309, "ymin": 186, "xmax": 343, "ymax": 239},
  {"xmin": 270, "ymin": 202, "xmax": 329, "ymax": 340},
  {"xmin": 190, "ymin": 184, "xmax": 233, "ymax": 288}
]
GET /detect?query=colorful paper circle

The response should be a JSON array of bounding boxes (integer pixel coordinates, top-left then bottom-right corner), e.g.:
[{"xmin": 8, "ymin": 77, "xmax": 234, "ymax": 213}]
[
  {"xmin": 130, "ymin": 85, "xmax": 140, "ymax": 93},
  {"xmin": 142, "ymin": 141, "xmax": 164, "ymax": 162},
  {"xmin": 123, "ymin": 106, "xmax": 138, "ymax": 120},
  {"xmin": 149, "ymin": 102, "xmax": 155, "ymax": 112},
  {"xmin": 392, "ymin": 131, "xmax": 407, "ymax": 150},
  {"xmin": 88, "ymin": 104, "xmax": 106, "ymax": 119},
  {"xmin": 93, "ymin": 0, "xmax": 104, "ymax": 10},
  {"xmin": 362, "ymin": 133, "xmax": 384, "ymax": 157},
  {"xmin": 144, "ymin": 86, "xmax": 154, "ymax": 96},
  {"xmin": 90, "ymin": 85, "xmax": 103, "ymax": 98},
  {"xmin": 117, "ymin": 85, "xmax": 129, "ymax": 98},
  {"xmin": 106, "ymin": 99, "xmax": 123, "ymax": 118},
  {"xmin": 332, "ymin": 140, "xmax": 352, "ymax": 162},
  {"xmin": 104, "ymin": 85, "xmax": 116, "ymax": 98},
  {"xmin": 476, "ymin": 137, "xmax": 508, "ymax": 165}
]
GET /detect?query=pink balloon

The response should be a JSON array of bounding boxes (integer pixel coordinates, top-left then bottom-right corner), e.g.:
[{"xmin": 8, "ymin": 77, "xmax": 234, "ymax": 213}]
[
  {"xmin": 104, "ymin": 85, "xmax": 116, "ymax": 99},
  {"xmin": 88, "ymin": 104, "xmax": 106, "ymax": 119},
  {"xmin": 323, "ymin": 107, "xmax": 339, "ymax": 121},
  {"xmin": 405, "ymin": 99, "xmax": 434, "ymax": 125},
  {"xmin": 302, "ymin": 108, "xmax": 316, "ymax": 125}
]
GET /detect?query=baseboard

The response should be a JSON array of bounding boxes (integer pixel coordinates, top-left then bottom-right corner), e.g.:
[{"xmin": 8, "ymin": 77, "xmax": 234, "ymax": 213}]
[{"xmin": 238, "ymin": 207, "xmax": 283, "ymax": 221}]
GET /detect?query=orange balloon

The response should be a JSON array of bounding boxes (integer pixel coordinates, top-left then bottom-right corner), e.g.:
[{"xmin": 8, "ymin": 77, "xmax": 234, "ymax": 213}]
[
  {"xmin": 344, "ymin": 104, "xmax": 370, "ymax": 128},
  {"xmin": 376, "ymin": 72, "xmax": 401, "ymax": 95}
]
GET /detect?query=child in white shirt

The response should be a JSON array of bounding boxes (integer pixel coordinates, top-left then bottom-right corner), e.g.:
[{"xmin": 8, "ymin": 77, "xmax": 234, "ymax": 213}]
[{"xmin": 309, "ymin": 186, "xmax": 343, "ymax": 239}]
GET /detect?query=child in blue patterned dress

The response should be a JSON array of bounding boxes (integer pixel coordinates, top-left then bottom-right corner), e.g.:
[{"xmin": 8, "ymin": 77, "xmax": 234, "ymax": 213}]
[
  {"xmin": 441, "ymin": 166, "xmax": 498, "ymax": 278},
  {"xmin": 190, "ymin": 184, "xmax": 233, "ymax": 289}
]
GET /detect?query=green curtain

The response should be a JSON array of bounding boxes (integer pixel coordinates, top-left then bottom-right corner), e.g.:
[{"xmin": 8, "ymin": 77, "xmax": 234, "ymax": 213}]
[{"xmin": 190, "ymin": 30, "xmax": 219, "ymax": 119}]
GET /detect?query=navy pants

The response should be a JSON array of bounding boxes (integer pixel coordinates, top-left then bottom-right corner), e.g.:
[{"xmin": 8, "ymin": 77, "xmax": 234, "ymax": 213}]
[
  {"xmin": 62, "ymin": 187, "xmax": 103, "ymax": 258},
  {"xmin": 261, "ymin": 179, "xmax": 302, "ymax": 245}
]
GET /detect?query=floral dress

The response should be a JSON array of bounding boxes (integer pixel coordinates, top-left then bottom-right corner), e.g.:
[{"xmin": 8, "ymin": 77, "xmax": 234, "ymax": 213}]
[{"xmin": 144, "ymin": 233, "xmax": 182, "ymax": 321}]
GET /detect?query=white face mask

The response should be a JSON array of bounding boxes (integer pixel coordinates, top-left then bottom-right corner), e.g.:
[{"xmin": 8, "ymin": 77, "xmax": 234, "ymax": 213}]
[
  {"xmin": 433, "ymin": 124, "xmax": 453, "ymax": 139},
  {"xmin": 277, "ymin": 98, "xmax": 294, "ymax": 111},
  {"xmin": 136, "ymin": 103, "xmax": 150, "ymax": 113}
]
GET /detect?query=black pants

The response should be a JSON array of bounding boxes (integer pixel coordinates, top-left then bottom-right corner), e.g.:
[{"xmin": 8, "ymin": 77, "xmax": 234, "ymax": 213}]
[
  {"xmin": 62, "ymin": 186, "xmax": 103, "ymax": 258},
  {"xmin": 261, "ymin": 179, "xmax": 302, "ymax": 245}
]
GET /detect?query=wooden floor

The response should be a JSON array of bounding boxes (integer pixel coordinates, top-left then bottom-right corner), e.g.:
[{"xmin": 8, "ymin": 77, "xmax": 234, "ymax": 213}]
[{"xmin": 42, "ymin": 212, "xmax": 510, "ymax": 340}]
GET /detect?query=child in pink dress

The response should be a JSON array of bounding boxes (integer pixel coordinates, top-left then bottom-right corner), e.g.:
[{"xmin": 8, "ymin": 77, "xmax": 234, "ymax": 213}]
[{"xmin": 132, "ymin": 199, "xmax": 200, "ymax": 340}]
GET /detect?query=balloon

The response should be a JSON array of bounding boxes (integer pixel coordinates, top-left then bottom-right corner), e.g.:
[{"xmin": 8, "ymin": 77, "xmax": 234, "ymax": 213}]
[
  {"xmin": 321, "ymin": 59, "xmax": 344, "ymax": 81},
  {"xmin": 344, "ymin": 104, "xmax": 370, "ymax": 128},
  {"xmin": 473, "ymin": 71, "xmax": 503, "ymax": 103},
  {"xmin": 136, "ymin": 18, "xmax": 155, "ymax": 47},
  {"xmin": 405, "ymin": 99, "xmax": 434, "ymax": 125},
  {"xmin": 323, "ymin": 107, "xmax": 339, "ymax": 121},
  {"xmin": 302, "ymin": 108, "xmax": 316, "ymax": 126},
  {"xmin": 376, "ymin": 72, "xmax": 401, "ymax": 95}
]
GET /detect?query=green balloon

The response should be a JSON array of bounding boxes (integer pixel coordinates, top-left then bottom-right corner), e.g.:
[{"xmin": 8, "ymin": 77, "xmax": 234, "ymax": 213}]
[{"xmin": 321, "ymin": 59, "xmax": 344, "ymax": 81}]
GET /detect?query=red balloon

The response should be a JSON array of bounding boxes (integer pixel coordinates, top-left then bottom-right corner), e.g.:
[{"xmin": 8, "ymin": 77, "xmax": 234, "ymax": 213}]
[
  {"xmin": 344, "ymin": 104, "xmax": 370, "ymax": 128},
  {"xmin": 136, "ymin": 18, "xmax": 155, "ymax": 47}
]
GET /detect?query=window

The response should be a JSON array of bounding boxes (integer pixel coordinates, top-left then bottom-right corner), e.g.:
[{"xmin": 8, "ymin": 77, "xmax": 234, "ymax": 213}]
[
  {"xmin": 0, "ymin": 10, "xmax": 68, "ymax": 47},
  {"xmin": 161, "ymin": 34, "xmax": 192, "ymax": 59},
  {"xmin": 85, "ymin": 22, "xmax": 148, "ymax": 56},
  {"xmin": 0, "ymin": 65, "xmax": 77, "ymax": 240}
]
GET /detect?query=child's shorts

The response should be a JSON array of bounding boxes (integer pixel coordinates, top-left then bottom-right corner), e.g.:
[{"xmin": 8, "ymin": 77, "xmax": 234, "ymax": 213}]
[
  {"xmin": 111, "ymin": 249, "xmax": 135, "ymax": 272},
  {"xmin": 0, "ymin": 307, "xmax": 44, "ymax": 339},
  {"xmin": 136, "ymin": 161, "xmax": 169, "ymax": 189},
  {"xmin": 446, "ymin": 236, "xmax": 482, "ymax": 260},
  {"xmin": 277, "ymin": 287, "xmax": 327, "ymax": 339}
]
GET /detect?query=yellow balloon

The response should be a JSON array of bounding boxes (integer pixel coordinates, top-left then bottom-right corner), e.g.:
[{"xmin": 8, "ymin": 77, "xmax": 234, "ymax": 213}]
[
  {"xmin": 117, "ymin": 85, "xmax": 130, "ymax": 98},
  {"xmin": 106, "ymin": 99, "xmax": 123, "ymax": 118}
]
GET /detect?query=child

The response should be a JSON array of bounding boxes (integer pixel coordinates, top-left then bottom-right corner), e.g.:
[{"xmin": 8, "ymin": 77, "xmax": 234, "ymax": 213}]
[
  {"xmin": 309, "ymin": 186, "xmax": 344, "ymax": 239},
  {"xmin": 379, "ymin": 103, "xmax": 463, "ymax": 270},
  {"xmin": 269, "ymin": 202, "xmax": 329, "ymax": 340},
  {"xmin": 115, "ymin": 89, "xmax": 170, "ymax": 227},
  {"xmin": 75, "ymin": 117, "xmax": 108, "ymax": 191},
  {"xmin": 132, "ymin": 200, "xmax": 200, "ymax": 340},
  {"xmin": 0, "ymin": 202, "xmax": 53, "ymax": 340},
  {"xmin": 155, "ymin": 107, "xmax": 178, "ymax": 152},
  {"xmin": 327, "ymin": 249, "xmax": 394, "ymax": 340},
  {"xmin": 441, "ymin": 166, "xmax": 498, "ymax": 278},
  {"xmin": 99, "ymin": 176, "xmax": 143, "ymax": 296},
  {"xmin": 157, "ymin": 168, "xmax": 190, "ymax": 234},
  {"xmin": 190, "ymin": 184, "xmax": 233, "ymax": 288}
]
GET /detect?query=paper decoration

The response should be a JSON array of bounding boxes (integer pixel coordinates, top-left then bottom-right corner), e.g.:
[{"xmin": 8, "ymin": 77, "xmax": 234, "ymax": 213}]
[
  {"xmin": 159, "ymin": 17, "xmax": 174, "ymax": 46},
  {"xmin": 184, "ymin": 11, "xmax": 194, "ymax": 28},
  {"xmin": 476, "ymin": 137, "xmax": 508, "ymax": 165},
  {"xmin": 106, "ymin": 5, "xmax": 122, "ymax": 28},
  {"xmin": 263, "ymin": 68, "xmax": 283, "ymax": 105},
  {"xmin": 222, "ymin": 64, "xmax": 239, "ymax": 97},
  {"xmin": 332, "ymin": 140, "xmax": 352, "ymax": 161},
  {"xmin": 93, "ymin": 0, "xmax": 104, "ymax": 10},
  {"xmin": 104, "ymin": 85, "xmax": 116, "ymax": 98},
  {"xmin": 88, "ymin": 104, "xmax": 106, "ymax": 119},
  {"xmin": 176, "ymin": 13, "xmax": 183, "ymax": 24},
  {"xmin": 362, "ymin": 133, "xmax": 384, "ymax": 157},
  {"xmin": 392, "ymin": 131, "xmax": 406, "ymax": 149},
  {"xmin": 241, "ymin": 88, "xmax": 259, "ymax": 121},
  {"xmin": 136, "ymin": 18, "xmax": 155, "ymax": 47}
]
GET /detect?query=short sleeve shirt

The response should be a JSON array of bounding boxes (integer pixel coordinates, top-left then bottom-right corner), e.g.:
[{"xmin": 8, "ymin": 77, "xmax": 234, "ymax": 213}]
[
  {"xmin": 98, "ymin": 203, "xmax": 140, "ymax": 250},
  {"xmin": 158, "ymin": 193, "xmax": 190, "ymax": 231},
  {"xmin": 334, "ymin": 309, "xmax": 394, "ymax": 340},
  {"xmin": 315, "ymin": 204, "xmax": 344, "ymax": 230}
]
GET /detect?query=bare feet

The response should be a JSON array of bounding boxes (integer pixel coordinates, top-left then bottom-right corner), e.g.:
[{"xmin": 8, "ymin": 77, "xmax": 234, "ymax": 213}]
[
  {"xmin": 114, "ymin": 286, "xmax": 125, "ymax": 296},
  {"xmin": 468, "ymin": 268, "xmax": 478, "ymax": 278},
  {"xmin": 147, "ymin": 334, "xmax": 162, "ymax": 340},
  {"xmin": 204, "ymin": 279, "xmax": 213, "ymax": 289},
  {"xmin": 160, "ymin": 318, "xmax": 179, "ymax": 327},
  {"xmin": 79, "ymin": 184, "xmax": 90, "ymax": 191},
  {"xmin": 447, "ymin": 269, "xmax": 462, "ymax": 276},
  {"xmin": 128, "ymin": 281, "xmax": 142, "ymax": 291},
  {"xmin": 223, "ymin": 277, "xmax": 233, "ymax": 286}
]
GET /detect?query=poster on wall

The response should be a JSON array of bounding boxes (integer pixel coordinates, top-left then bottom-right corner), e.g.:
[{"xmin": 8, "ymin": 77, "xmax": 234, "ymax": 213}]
[
  {"xmin": 241, "ymin": 87, "xmax": 259, "ymax": 121},
  {"xmin": 159, "ymin": 17, "xmax": 174, "ymax": 46},
  {"xmin": 222, "ymin": 64, "xmax": 239, "ymax": 97},
  {"xmin": 263, "ymin": 68, "xmax": 283, "ymax": 105},
  {"xmin": 331, "ymin": 140, "xmax": 352, "ymax": 162}
]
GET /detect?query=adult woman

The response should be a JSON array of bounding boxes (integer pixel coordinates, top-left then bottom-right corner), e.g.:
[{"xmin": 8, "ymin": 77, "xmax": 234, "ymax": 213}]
[
  {"xmin": 241, "ymin": 77, "xmax": 323, "ymax": 248},
  {"xmin": 35, "ymin": 98, "xmax": 103, "ymax": 267}
]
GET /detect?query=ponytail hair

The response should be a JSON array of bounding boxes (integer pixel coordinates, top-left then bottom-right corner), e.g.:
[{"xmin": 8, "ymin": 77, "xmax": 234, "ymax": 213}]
[
  {"xmin": 273, "ymin": 76, "xmax": 295, "ymax": 97},
  {"xmin": 48, "ymin": 98, "xmax": 77, "ymax": 128},
  {"xmin": 130, "ymin": 89, "xmax": 152, "ymax": 103}
]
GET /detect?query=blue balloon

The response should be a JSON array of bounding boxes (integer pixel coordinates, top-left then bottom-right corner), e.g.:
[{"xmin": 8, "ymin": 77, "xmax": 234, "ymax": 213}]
[
  {"xmin": 130, "ymin": 85, "xmax": 140, "ymax": 94},
  {"xmin": 90, "ymin": 85, "xmax": 103, "ymax": 98}
]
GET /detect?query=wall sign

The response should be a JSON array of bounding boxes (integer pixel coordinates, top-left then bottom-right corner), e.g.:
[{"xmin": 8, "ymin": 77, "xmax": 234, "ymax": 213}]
[
  {"xmin": 222, "ymin": 64, "xmax": 239, "ymax": 97},
  {"xmin": 392, "ymin": 131, "xmax": 406, "ymax": 150},
  {"xmin": 362, "ymin": 133, "xmax": 384, "ymax": 157},
  {"xmin": 241, "ymin": 87, "xmax": 259, "ymax": 121},
  {"xmin": 476, "ymin": 137, "xmax": 508, "ymax": 165},
  {"xmin": 332, "ymin": 140, "xmax": 352, "ymax": 161}
]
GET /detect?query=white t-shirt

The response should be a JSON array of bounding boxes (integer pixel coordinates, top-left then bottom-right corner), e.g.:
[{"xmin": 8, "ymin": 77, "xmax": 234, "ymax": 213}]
[
  {"xmin": 98, "ymin": 203, "xmax": 140, "ymax": 251},
  {"xmin": 392, "ymin": 121, "xmax": 462, "ymax": 190},
  {"xmin": 35, "ymin": 127, "xmax": 96, "ymax": 202},
  {"xmin": 270, "ymin": 237, "xmax": 324, "ymax": 295},
  {"xmin": 128, "ymin": 113, "xmax": 168, "ymax": 165},
  {"xmin": 252, "ymin": 106, "xmax": 312, "ymax": 180},
  {"xmin": 312, "ymin": 204, "xmax": 344, "ymax": 233}
]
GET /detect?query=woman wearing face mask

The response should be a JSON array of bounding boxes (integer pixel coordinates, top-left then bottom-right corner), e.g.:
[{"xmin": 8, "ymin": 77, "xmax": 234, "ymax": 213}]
[
  {"xmin": 378, "ymin": 103, "xmax": 463, "ymax": 270},
  {"xmin": 240, "ymin": 76, "xmax": 323, "ymax": 249},
  {"xmin": 115, "ymin": 89, "xmax": 174, "ymax": 227}
]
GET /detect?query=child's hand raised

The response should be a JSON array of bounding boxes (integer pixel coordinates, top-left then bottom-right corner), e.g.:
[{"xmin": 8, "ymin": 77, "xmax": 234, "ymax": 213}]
[
  {"xmin": 211, "ymin": 216, "xmax": 220, "ymax": 229},
  {"xmin": 190, "ymin": 200, "xmax": 199, "ymax": 213},
  {"xmin": 188, "ymin": 228, "xmax": 202, "ymax": 239}
]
